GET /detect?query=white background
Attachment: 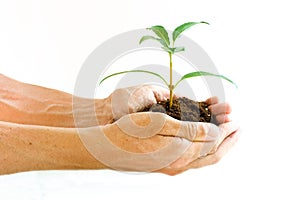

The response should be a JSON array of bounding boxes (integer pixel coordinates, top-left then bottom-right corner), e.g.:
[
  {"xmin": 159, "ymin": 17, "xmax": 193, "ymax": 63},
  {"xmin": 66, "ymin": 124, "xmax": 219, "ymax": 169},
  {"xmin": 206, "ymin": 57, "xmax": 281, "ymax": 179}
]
[{"xmin": 0, "ymin": 0, "xmax": 299, "ymax": 199}]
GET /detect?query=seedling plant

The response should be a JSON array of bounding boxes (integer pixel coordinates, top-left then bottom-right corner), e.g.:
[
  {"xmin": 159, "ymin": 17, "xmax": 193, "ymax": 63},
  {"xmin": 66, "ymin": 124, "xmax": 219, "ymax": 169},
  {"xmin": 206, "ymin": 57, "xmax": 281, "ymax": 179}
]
[{"xmin": 100, "ymin": 21, "xmax": 236, "ymax": 108}]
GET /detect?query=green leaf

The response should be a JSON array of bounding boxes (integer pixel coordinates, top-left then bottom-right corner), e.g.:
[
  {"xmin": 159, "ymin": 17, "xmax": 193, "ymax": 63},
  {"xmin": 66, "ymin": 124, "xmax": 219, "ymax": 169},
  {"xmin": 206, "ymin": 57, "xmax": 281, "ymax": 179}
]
[
  {"xmin": 99, "ymin": 70, "xmax": 169, "ymax": 87},
  {"xmin": 139, "ymin": 35, "xmax": 168, "ymax": 48},
  {"xmin": 173, "ymin": 71, "xmax": 237, "ymax": 89},
  {"xmin": 161, "ymin": 46, "xmax": 185, "ymax": 54},
  {"xmin": 161, "ymin": 46, "xmax": 173, "ymax": 53},
  {"xmin": 139, "ymin": 35, "xmax": 159, "ymax": 44},
  {"xmin": 173, "ymin": 46, "xmax": 185, "ymax": 53},
  {"xmin": 147, "ymin": 25, "xmax": 170, "ymax": 46},
  {"xmin": 172, "ymin": 21, "xmax": 209, "ymax": 43}
]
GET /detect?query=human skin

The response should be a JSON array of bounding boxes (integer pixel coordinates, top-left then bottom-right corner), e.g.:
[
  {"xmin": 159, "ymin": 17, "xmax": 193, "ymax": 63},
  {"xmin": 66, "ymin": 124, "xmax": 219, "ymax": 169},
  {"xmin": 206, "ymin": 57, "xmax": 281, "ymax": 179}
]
[
  {"xmin": 0, "ymin": 74, "xmax": 113, "ymax": 127},
  {"xmin": 0, "ymin": 74, "xmax": 239, "ymax": 175},
  {"xmin": 0, "ymin": 74, "xmax": 231, "ymax": 127}
]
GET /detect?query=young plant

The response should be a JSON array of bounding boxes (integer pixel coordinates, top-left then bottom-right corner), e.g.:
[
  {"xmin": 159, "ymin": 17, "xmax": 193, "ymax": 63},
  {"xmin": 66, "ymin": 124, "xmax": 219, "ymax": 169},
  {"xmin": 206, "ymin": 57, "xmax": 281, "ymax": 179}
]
[{"xmin": 100, "ymin": 21, "xmax": 237, "ymax": 108}]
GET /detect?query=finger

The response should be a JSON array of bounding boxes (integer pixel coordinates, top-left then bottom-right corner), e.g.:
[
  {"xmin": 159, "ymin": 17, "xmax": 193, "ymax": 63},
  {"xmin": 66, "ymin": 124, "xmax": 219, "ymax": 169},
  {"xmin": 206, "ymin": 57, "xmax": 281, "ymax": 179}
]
[
  {"xmin": 156, "ymin": 119, "xmax": 222, "ymax": 166},
  {"xmin": 169, "ymin": 136, "xmax": 219, "ymax": 169},
  {"xmin": 157, "ymin": 167, "xmax": 187, "ymax": 176},
  {"xmin": 121, "ymin": 112, "xmax": 236, "ymax": 150},
  {"xmin": 207, "ymin": 129, "xmax": 240, "ymax": 158},
  {"xmin": 215, "ymin": 121, "xmax": 239, "ymax": 146},
  {"xmin": 146, "ymin": 85, "xmax": 170, "ymax": 102},
  {"xmin": 155, "ymin": 167, "xmax": 186, "ymax": 176},
  {"xmin": 205, "ymin": 121, "xmax": 239, "ymax": 154},
  {"xmin": 121, "ymin": 85, "xmax": 165, "ymax": 114},
  {"xmin": 181, "ymin": 129, "xmax": 241, "ymax": 170},
  {"xmin": 110, "ymin": 112, "xmax": 212, "ymax": 153},
  {"xmin": 156, "ymin": 130, "xmax": 241, "ymax": 176},
  {"xmin": 159, "ymin": 117, "xmax": 220, "ymax": 142},
  {"xmin": 168, "ymin": 141, "xmax": 202, "ymax": 169},
  {"xmin": 209, "ymin": 102, "xmax": 232, "ymax": 115},
  {"xmin": 214, "ymin": 113, "xmax": 232, "ymax": 124},
  {"xmin": 206, "ymin": 96, "xmax": 219, "ymax": 105},
  {"xmin": 218, "ymin": 121, "xmax": 239, "ymax": 136},
  {"xmin": 160, "ymin": 115, "xmax": 236, "ymax": 145}
]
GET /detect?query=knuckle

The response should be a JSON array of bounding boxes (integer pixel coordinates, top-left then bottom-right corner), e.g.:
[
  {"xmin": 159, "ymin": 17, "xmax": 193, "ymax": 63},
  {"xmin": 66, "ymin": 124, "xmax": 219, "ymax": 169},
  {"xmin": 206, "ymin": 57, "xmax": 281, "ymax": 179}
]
[
  {"xmin": 224, "ymin": 103, "xmax": 232, "ymax": 113},
  {"xmin": 167, "ymin": 169, "xmax": 185, "ymax": 176},
  {"xmin": 166, "ymin": 171, "xmax": 178, "ymax": 176},
  {"xmin": 217, "ymin": 114, "xmax": 228, "ymax": 124},
  {"xmin": 162, "ymin": 169, "xmax": 180, "ymax": 176},
  {"xmin": 211, "ymin": 153, "xmax": 222, "ymax": 164}
]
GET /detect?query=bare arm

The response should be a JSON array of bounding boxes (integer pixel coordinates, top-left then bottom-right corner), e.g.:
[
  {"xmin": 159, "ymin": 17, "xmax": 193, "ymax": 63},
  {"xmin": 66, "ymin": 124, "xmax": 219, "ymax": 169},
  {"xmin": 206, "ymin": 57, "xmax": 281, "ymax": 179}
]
[
  {"xmin": 0, "ymin": 74, "xmax": 169, "ymax": 128},
  {"xmin": 0, "ymin": 74, "xmax": 113, "ymax": 127},
  {"xmin": 0, "ymin": 120, "xmax": 108, "ymax": 175},
  {"xmin": 0, "ymin": 113, "xmax": 239, "ymax": 176},
  {"xmin": 0, "ymin": 74, "xmax": 239, "ymax": 175}
]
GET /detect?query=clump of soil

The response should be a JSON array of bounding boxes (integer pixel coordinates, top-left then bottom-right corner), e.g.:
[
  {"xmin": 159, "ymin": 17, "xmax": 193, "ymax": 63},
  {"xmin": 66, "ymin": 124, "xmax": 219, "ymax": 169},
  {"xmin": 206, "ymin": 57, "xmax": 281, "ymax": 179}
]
[{"xmin": 140, "ymin": 97, "xmax": 213, "ymax": 123}]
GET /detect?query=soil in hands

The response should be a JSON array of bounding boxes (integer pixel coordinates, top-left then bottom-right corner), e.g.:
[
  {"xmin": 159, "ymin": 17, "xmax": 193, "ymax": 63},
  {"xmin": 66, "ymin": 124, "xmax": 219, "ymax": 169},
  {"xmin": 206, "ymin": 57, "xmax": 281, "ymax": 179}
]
[{"xmin": 140, "ymin": 97, "xmax": 214, "ymax": 123}]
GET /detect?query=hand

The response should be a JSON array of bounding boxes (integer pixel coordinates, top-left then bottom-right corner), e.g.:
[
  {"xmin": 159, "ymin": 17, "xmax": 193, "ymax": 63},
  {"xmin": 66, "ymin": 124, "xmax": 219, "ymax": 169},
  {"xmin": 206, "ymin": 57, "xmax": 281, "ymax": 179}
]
[
  {"xmin": 47, "ymin": 84, "xmax": 171, "ymax": 127},
  {"xmin": 108, "ymin": 85, "xmax": 232, "ymax": 124},
  {"xmin": 158, "ymin": 125, "xmax": 240, "ymax": 176},
  {"xmin": 158, "ymin": 97, "xmax": 240, "ymax": 175},
  {"xmin": 108, "ymin": 85, "xmax": 170, "ymax": 120},
  {"xmin": 81, "ymin": 97, "xmax": 239, "ymax": 175}
]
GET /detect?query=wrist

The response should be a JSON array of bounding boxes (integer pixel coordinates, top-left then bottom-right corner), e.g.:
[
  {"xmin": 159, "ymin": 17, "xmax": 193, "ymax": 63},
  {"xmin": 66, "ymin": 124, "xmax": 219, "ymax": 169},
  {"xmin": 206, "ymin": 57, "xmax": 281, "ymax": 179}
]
[{"xmin": 94, "ymin": 96, "xmax": 114, "ymax": 125}]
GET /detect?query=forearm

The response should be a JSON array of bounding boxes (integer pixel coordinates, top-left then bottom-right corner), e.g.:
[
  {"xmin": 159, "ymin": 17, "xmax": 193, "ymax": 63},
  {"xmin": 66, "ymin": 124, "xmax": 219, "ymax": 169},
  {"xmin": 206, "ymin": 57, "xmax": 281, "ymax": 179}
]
[
  {"xmin": 0, "ymin": 114, "xmax": 184, "ymax": 175},
  {"xmin": 0, "ymin": 74, "xmax": 113, "ymax": 127},
  {"xmin": 0, "ymin": 121, "xmax": 108, "ymax": 175}
]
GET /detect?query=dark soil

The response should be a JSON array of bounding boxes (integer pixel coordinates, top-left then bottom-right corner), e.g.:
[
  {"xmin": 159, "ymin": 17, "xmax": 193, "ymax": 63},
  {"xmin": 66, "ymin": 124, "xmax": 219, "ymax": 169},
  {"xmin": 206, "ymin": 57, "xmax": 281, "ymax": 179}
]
[{"xmin": 139, "ymin": 97, "xmax": 214, "ymax": 123}]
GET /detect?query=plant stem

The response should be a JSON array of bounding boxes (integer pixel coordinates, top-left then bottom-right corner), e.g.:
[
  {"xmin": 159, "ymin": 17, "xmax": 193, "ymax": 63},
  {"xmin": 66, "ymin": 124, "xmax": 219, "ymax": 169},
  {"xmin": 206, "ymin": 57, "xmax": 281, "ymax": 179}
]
[{"xmin": 169, "ymin": 52, "xmax": 173, "ymax": 108}]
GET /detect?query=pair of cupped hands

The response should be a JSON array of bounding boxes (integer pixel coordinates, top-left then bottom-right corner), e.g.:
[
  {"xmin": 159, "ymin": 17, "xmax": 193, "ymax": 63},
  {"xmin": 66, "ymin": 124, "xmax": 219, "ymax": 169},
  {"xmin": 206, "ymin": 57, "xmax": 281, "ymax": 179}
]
[{"xmin": 92, "ymin": 85, "xmax": 240, "ymax": 175}]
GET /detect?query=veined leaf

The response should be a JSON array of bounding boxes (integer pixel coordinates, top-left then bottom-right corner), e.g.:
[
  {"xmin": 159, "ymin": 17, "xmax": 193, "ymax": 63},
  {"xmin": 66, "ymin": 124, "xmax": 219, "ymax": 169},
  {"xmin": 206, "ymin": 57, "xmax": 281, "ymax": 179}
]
[
  {"xmin": 139, "ymin": 35, "xmax": 159, "ymax": 44},
  {"xmin": 173, "ymin": 71, "xmax": 237, "ymax": 89},
  {"xmin": 139, "ymin": 35, "xmax": 168, "ymax": 48},
  {"xmin": 161, "ymin": 46, "xmax": 173, "ymax": 53},
  {"xmin": 161, "ymin": 46, "xmax": 185, "ymax": 54},
  {"xmin": 147, "ymin": 25, "xmax": 170, "ymax": 46},
  {"xmin": 172, "ymin": 21, "xmax": 209, "ymax": 43},
  {"xmin": 99, "ymin": 69, "xmax": 169, "ymax": 87},
  {"xmin": 173, "ymin": 46, "xmax": 185, "ymax": 53}
]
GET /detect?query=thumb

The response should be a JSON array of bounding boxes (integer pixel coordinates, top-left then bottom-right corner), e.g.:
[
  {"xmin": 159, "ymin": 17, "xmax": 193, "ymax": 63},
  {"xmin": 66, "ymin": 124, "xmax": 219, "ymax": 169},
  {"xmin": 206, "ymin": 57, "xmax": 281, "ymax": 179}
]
[
  {"xmin": 158, "ymin": 117, "xmax": 219, "ymax": 142},
  {"xmin": 148, "ymin": 85, "xmax": 176, "ymax": 102},
  {"xmin": 209, "ymin": 121, "xmax": 240, "ymax": 153}
]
